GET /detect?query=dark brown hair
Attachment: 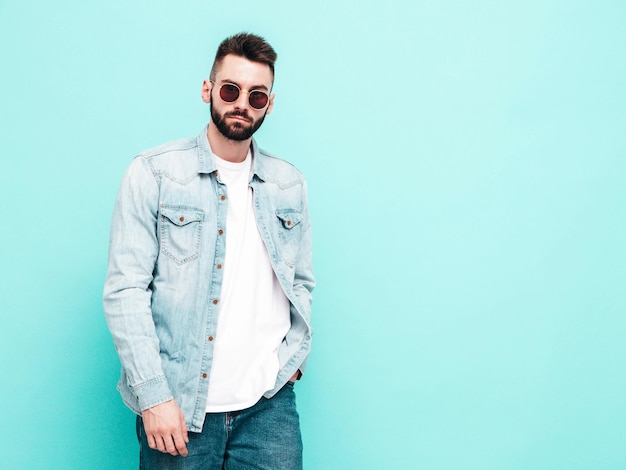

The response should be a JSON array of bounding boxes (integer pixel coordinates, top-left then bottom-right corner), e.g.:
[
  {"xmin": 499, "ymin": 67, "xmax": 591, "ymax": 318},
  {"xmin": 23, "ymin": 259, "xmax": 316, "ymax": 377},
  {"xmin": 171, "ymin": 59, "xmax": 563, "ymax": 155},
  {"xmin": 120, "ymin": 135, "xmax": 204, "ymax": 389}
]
[{"xmin": 210, "ymin": 33, "xmax": 277, "ymax": 80}]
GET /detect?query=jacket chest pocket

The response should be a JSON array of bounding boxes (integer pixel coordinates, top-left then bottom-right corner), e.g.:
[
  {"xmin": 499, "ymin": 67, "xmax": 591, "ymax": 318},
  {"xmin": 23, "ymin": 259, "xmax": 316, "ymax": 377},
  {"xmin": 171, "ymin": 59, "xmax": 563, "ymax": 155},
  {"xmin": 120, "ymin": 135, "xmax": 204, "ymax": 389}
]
[
  {"xmin": 159, "ymin": 205, "xmax": 204, "ymax": 265},
  {"xmin": 275, "ymin": 209, "xmax": 303, "ymax": 266}
]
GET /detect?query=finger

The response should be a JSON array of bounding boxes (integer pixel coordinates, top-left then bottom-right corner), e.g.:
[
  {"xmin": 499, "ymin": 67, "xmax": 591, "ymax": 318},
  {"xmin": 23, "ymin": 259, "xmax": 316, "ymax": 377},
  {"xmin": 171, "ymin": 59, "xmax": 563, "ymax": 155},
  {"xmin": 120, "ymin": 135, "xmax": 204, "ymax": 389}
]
[
  {"xmin": 163, "ymin": 434, "xmax": 180, "ymax": 456},
  {"xmin": 172, "ymin": 432, "xmax": 189, "ymax": 457},
  {"xmin": 153, "ymin": 435, "xmax": 167, "ymax": 453},
  {"xmin": 180, "ymin": 414, "xmax": 189, "ymax": 444},
  {"xmin": 147, "ymin": 434, "xmax": 159, "ymax": 451}
]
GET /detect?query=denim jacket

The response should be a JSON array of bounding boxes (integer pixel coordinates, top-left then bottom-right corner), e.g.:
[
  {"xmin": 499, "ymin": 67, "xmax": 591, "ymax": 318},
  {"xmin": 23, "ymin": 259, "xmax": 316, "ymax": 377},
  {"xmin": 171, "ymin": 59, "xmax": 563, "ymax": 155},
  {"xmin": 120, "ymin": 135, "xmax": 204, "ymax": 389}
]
[{"xmin": 103, "ymin": 127, "xmax": 314, "ymax": 432}]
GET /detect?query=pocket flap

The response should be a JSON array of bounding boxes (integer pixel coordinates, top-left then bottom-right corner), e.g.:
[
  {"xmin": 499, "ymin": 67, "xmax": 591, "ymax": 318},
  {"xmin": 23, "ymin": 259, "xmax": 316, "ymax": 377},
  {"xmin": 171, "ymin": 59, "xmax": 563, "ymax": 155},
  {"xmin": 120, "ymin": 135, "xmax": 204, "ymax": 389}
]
[
  {"xmin": 275, "ymin": 209, "xmax": 303, "ymax": 229},
  {"xmin": 160, "ymin": 206, "xmax": 205, "ymax": 226}
]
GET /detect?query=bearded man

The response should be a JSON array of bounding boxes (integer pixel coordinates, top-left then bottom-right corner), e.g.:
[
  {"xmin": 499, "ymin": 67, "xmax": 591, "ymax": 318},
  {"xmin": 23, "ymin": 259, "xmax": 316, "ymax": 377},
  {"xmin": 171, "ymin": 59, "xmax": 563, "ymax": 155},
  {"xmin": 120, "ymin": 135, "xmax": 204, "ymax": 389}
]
[{"xmin": 103, "ymin": 32, "xmax": 314, "ymax": 470}]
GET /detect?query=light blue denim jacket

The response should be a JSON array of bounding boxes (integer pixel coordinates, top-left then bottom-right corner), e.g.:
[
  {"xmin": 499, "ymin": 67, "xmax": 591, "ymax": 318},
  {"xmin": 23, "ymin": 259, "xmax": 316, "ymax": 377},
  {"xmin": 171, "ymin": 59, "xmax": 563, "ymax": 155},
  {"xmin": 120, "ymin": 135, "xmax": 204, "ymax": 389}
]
[{"xmin": 103, "ymin": 127, "xmax": 314, "ymax": 432}]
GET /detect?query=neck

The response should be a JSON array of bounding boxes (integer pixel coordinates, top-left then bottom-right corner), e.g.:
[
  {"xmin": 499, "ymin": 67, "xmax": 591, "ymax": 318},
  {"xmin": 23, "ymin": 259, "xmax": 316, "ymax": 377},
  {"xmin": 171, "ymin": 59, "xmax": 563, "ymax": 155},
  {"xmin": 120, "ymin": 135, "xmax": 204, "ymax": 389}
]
[{"xmin": 207, "ymin": 123, "xmax": 251, "ymax": 163}]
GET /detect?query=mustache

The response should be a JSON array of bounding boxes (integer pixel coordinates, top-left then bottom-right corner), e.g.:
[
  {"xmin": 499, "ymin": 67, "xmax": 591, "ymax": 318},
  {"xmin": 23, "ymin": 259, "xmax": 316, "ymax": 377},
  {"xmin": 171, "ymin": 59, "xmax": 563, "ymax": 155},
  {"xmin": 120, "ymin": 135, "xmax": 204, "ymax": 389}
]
[{"xmin": 225, "ymin": 110, "xmax": 252, "ymax": 122}]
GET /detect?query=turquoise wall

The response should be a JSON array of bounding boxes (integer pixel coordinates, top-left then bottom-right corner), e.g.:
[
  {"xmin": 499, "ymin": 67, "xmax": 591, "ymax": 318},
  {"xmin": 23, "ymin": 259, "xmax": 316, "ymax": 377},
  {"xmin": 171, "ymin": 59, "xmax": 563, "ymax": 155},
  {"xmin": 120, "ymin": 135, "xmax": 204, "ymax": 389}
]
[{"xmin": 1, "ymin": 1, "xmax": 625, "ymax": 468}]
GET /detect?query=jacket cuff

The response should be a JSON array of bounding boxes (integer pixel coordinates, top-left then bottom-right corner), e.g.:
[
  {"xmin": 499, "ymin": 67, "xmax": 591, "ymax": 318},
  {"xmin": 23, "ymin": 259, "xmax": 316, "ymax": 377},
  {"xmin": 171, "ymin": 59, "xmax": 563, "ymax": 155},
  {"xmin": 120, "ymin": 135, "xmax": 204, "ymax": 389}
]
[{"xmin": 132, "ymin": 375, "xmax": 174, "ymax": 411}]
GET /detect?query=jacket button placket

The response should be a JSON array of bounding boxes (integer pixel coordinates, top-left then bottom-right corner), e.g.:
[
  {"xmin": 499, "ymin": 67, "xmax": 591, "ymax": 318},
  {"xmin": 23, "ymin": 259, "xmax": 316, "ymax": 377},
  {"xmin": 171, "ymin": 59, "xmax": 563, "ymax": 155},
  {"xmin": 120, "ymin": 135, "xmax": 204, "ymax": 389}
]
[{"xmin": 204, "ymin": 176, "xmax": 227, "ymax": 389}]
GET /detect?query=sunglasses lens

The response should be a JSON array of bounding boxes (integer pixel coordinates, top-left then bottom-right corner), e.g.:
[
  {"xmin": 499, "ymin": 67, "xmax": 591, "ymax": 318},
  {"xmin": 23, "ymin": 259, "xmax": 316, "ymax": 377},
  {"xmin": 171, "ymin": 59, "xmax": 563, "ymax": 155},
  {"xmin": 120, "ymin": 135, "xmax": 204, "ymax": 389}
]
[
  {"xmin": 249, "ymin": 91, "xmax": 269, "ymax": 109},
  {"xmin": 220, "ymin": 84, "xmax": 239, "ymax": 102}
]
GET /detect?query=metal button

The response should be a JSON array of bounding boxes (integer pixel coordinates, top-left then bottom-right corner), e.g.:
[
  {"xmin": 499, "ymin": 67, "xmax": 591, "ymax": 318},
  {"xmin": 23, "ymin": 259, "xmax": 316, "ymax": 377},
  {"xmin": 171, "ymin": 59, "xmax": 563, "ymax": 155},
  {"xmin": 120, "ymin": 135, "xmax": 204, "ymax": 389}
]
[
  {"xmin": 218, "ymin": 229, "xmax": 224, "ymax": 235},
  {"xmin": 179, "ymin": 216, "xmax": 185, "ymax": 222}
]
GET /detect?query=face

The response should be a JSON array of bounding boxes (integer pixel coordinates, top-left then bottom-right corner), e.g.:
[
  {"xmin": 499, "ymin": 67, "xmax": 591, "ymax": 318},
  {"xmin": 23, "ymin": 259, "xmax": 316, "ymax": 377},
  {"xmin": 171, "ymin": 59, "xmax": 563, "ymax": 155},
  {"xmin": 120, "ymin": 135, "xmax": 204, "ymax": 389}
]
[{"xmin": 202, "ymin": 54, "xmax": 275, "ymax": 141}]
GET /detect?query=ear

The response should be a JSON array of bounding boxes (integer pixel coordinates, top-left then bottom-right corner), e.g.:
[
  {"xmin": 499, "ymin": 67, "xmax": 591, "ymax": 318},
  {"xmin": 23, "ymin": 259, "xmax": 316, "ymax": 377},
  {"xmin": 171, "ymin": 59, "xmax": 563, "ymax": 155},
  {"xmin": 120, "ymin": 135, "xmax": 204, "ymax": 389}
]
[
  {"xmin": 265, "ymin": 93, "xmax": 276, "ymax": 115},
  {"xmin": 201, "ymin": 79, "xmax": 212, "ymax": 104}
]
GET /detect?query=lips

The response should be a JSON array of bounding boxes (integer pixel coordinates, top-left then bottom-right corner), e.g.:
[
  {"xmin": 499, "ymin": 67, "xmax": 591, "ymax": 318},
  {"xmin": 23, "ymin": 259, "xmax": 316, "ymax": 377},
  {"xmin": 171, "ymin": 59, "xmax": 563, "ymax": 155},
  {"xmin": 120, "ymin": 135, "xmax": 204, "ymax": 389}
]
[{"xmin": 226, "ymin": 113, "xmax": 251, "ymax": 123}]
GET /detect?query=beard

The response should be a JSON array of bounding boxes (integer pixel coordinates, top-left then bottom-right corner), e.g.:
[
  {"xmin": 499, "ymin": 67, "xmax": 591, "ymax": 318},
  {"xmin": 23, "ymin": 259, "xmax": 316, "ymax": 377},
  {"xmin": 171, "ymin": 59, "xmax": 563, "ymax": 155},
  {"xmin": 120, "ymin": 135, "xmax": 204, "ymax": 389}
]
[{"xmin": 210, "ymin": 101, "xmax": 266, "ymax": 141}]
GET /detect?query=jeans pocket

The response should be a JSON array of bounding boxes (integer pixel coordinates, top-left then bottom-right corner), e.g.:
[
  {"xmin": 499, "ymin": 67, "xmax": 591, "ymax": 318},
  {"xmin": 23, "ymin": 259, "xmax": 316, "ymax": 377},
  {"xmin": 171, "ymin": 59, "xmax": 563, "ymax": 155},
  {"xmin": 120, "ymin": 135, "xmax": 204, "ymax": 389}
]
[{"xmin": 159, "ymin": 205, "xmax": 204, "ymax": 265}]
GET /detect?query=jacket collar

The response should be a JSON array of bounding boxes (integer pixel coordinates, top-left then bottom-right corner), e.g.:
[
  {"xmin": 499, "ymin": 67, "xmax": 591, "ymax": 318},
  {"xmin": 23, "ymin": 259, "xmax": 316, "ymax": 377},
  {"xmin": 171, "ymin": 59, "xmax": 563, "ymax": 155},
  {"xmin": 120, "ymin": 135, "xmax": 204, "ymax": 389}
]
[{"xmin": 196, "ymin": 125, "xmax": 268, "ymax": 182}]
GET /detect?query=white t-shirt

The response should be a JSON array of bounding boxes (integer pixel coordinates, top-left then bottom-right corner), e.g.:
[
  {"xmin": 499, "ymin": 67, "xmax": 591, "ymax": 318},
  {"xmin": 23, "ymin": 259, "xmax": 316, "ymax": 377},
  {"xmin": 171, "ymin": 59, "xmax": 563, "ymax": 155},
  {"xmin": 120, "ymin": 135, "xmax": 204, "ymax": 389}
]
[{"xmin": 206, "ymin": 150, "xmax": 291, "ymax": 412}]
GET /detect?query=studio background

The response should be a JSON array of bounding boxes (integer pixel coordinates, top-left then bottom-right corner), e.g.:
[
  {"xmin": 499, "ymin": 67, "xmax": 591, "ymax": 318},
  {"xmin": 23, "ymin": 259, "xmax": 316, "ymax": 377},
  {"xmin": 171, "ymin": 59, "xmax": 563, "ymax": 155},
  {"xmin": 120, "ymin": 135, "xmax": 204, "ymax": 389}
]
[{"xmin": 1, "ymin": 1, "xmax": 625, "ymax": 469}]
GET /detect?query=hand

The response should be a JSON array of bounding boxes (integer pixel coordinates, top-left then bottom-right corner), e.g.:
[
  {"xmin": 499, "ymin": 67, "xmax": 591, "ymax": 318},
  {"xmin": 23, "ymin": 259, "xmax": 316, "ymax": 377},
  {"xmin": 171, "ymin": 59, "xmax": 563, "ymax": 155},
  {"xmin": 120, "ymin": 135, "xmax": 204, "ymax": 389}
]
[
  {"xmin": 142, "ymin": 400, "xmax": 189, "ymax": 457},
  {"xmin": 289, "ymin": 370, "xmax": 300, "ymax": 383}
]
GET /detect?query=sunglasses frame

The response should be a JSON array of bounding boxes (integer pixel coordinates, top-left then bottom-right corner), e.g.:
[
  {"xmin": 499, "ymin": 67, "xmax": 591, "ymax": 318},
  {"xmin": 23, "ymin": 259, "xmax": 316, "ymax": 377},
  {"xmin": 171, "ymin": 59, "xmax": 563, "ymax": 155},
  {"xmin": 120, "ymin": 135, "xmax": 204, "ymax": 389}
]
[{"xmin": 210, "ymin": 80, "xmax": 270, "ymax": 110}]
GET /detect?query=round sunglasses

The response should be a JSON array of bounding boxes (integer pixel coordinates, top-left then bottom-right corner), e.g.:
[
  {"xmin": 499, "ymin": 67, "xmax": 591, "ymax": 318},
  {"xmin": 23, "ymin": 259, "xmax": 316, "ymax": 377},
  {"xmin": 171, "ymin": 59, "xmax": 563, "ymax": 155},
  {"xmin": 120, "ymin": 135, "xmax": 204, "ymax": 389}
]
[{"xmin": 212, "ymin": 81, "xmax": 270, "ymax": 110}]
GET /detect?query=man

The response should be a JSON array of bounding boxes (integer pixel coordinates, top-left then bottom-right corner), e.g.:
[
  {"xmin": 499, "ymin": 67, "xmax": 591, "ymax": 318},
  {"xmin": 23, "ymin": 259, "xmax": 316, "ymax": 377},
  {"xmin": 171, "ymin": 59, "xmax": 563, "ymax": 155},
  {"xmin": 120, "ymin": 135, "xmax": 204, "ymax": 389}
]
[{"xmin": 103, "ymin": 33, "xmax": 314, "ymax": 469}]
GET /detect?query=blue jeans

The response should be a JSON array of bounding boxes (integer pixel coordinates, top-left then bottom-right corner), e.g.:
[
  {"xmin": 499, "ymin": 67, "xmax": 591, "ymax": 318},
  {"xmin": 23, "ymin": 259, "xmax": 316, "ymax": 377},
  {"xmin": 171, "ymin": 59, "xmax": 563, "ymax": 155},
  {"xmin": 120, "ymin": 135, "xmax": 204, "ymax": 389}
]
[{"xmin": 137, "ymin": 382, "xmax": 302, "ymax": 469}]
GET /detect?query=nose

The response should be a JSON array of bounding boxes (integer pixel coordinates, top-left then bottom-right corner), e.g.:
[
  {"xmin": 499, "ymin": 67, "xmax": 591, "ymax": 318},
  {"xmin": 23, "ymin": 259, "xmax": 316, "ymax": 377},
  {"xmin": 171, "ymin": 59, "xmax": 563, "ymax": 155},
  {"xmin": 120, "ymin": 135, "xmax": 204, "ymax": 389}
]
[{"xmin": 233, "ymin": 90, "xmax": 250, "ymax": 110}]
